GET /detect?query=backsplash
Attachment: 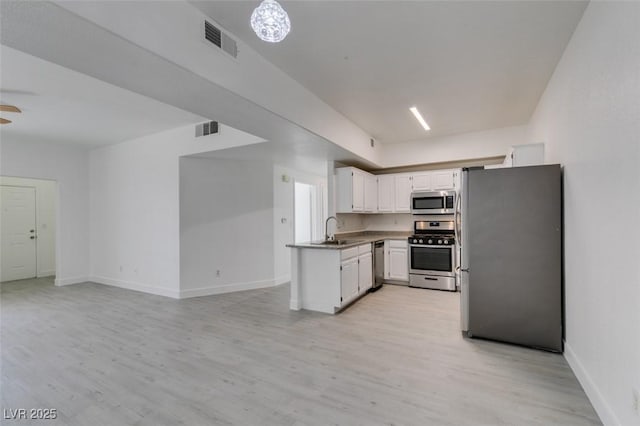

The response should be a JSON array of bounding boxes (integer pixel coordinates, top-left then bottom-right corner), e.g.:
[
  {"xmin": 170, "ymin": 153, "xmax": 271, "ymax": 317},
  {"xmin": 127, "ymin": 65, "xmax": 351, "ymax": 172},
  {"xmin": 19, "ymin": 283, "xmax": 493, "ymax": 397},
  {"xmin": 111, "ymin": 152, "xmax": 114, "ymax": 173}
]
[
  {"xmin": 335, "ymin": 214, "xmax": 366, "ymax": 232},
  {"xmin": 335, "ymin": 213, "xmax": 455, "ymax": 233},
  {"xmin": 364, "ymin": 214, "xmax": 413, "ymax": 231},
  {"xmin": 336, "ymin": 213, "xmax": 413, "ymax": 233}
]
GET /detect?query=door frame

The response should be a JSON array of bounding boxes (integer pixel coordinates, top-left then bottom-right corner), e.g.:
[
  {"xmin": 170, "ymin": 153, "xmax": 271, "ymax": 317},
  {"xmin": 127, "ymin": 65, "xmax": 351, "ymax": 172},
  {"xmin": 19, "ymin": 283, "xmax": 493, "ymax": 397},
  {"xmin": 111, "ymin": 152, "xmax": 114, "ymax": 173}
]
[
  {"xmin": 292, "ymin": 178, "xmax": 327, "ymax": 243},
  {"xmin": 0, "ymin": 176, "xmax": 59, "ymax": 281}
]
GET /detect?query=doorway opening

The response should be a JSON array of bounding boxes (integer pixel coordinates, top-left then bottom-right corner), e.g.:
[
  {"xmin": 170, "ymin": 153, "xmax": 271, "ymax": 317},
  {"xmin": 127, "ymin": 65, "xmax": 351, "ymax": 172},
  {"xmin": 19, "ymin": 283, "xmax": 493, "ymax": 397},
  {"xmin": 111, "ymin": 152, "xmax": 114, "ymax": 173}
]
[
  {"xmin": 294, "ymin": 182, "xmax": 323, "ymax": 244},
  {"xmin": 0, "ymin": 177, "xmax": 57, "ymax": 282}
]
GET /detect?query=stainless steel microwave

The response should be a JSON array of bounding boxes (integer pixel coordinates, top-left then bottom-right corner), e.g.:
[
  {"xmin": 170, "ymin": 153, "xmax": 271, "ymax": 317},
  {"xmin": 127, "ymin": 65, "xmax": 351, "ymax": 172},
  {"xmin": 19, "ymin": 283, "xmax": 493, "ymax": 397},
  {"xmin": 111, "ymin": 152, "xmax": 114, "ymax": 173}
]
[{"xmin": 411, "ymin": 190, "xmax": 456, "ymax": 215}]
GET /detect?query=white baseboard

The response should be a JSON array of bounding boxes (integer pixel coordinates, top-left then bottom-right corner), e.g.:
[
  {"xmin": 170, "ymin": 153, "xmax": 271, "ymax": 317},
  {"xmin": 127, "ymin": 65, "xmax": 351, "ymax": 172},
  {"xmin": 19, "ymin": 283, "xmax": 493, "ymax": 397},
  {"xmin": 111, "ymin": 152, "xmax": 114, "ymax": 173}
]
[
  {"xmin": 564, "ymin": 341, "xmax": 614, "ymax": 426},
  {"xmin": 289, "ymin": 299, "xmax": 301, "ymax": 310},
  {"xmin": 274, "ymin": 275, "xmax": 290, "ymax": 286},
  {"xmin": 38, "ymin": 269, "xmax": 56, "ymax": 278},
  {"xmin": 55, "ymin": 276, "xmax": 89, "ymax": 286},
  {"xmin": 179, "ymin": 277, "xmax": 279, "ymax": 299},
  {"xmin": 89, "ymin": 276, "xmax": 180, "ymax": 299}
]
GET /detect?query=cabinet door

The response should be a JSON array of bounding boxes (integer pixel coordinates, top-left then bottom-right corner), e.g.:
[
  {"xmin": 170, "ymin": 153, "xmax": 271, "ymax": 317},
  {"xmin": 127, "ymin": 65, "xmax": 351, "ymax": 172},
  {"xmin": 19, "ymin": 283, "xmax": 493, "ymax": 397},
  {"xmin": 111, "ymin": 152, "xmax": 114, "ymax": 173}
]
[
  {"xmin": 377, "ymin": 175, "xmax": 395, "ymax": 212},
  {"xmin": 352, "ymin": 171, "xmax": 365, "ymax": 212},
  {"xmin": 358, "ymin": 252, "xmax": 373, "ymax": 294},
  {"xmin": 394, "ymin": 175, "xmax": 412, "ymax": 213},
  {"xmin": 364, "ymin": 174, "xmax": 378, "ymax": 213},
  {"xmin": 432, "ymin": 170, "xmax": 455, "ymax": 190},
  {"xmin": 412, "ymin": 173, "xmax": 432, "ymax": 191},
  {"xmin": 512, "ymin": 144, "xmax": 544, "ymax": 167},
  {"xmin": 389, "ymin": 248, "xmax": 409, "ymax": 281},
  {"xmin": 341, "ymin": 257, "xmax": 359, "ymax": 305}
]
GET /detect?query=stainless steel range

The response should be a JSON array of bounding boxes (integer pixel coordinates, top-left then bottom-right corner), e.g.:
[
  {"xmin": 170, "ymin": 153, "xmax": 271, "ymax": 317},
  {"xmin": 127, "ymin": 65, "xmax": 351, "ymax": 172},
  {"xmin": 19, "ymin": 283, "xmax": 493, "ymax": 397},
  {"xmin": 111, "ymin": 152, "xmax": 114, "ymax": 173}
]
[{"xmin": 408, "ymin": 220, "xmax": 457, "ymax": 291}]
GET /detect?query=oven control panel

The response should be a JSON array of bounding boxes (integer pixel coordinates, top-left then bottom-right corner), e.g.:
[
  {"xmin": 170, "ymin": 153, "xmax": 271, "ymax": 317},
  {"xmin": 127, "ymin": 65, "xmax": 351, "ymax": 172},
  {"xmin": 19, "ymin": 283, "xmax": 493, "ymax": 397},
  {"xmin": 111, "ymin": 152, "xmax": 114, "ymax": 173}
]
[{"xmin": 408, "ymin": 236, "xmax": 455, "ymax": 246}]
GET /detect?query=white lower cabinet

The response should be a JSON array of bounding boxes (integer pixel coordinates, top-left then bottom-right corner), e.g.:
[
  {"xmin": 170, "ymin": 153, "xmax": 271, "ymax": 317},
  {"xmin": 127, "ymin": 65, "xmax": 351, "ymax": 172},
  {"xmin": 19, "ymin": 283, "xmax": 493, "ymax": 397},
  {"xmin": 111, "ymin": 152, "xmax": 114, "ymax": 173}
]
[
  {"xmin": 384, "ymin": 239, "xmax": 409, "ymax": 282},
  {"xmin": 340, "ymin": 257, "xmax": 359, "ymax": 305},
  {"xmin": 358, "ymin": 252, "xmax": 373, "ymax": 295},
  {"xmin": 340, "ymin": 243, "xmax": 373, "ymax": 307}
]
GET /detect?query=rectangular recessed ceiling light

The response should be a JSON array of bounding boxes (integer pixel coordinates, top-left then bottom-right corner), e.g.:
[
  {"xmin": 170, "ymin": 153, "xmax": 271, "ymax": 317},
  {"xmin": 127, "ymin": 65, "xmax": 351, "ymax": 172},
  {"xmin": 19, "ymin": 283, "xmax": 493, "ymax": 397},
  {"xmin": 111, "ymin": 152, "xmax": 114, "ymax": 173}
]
[{"xmin": 409, "ymin": 106, "xmax": 430, "ymax": 131}]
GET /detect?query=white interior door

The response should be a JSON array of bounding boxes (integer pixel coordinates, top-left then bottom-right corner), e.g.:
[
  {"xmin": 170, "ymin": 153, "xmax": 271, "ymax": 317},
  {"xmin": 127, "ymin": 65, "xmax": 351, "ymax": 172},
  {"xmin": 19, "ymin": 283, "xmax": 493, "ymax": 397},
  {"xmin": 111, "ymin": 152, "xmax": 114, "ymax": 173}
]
[
  {"xmin": 1, "ymin": 186, "xmax": 37, "ymax": 282},
  {"xmin": 294, "ymin": 182, "xmax": 313, "ymax": 243}
]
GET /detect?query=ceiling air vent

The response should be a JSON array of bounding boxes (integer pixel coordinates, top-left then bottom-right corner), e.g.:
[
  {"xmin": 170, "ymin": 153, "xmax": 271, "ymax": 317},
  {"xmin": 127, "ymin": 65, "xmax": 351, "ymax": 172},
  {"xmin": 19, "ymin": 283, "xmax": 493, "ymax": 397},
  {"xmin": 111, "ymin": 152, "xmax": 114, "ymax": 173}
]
[
  {"xmin": 204, "ymin": 20, "xmax": 237, "ymax": 59},
  {"xmin": 195, "ymin": 121, "xmax": 219, "ymax": 137}
]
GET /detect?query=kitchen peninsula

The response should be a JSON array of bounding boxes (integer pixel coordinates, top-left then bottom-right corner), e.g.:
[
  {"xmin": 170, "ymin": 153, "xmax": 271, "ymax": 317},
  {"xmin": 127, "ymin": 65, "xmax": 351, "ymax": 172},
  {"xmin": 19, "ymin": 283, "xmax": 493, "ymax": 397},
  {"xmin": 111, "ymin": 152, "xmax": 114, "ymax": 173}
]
[{"xmin": 287, "ymin": 231, "xmax": 410, "ymax": 314}]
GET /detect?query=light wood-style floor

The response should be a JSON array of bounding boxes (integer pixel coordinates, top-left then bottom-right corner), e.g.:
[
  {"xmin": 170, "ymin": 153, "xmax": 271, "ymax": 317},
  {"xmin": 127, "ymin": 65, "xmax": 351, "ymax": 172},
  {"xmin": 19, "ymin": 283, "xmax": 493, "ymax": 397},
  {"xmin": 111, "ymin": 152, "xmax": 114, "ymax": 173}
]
[{"xmin": 1, "ymin": 278, "xmax": 600, "ymax": 425}]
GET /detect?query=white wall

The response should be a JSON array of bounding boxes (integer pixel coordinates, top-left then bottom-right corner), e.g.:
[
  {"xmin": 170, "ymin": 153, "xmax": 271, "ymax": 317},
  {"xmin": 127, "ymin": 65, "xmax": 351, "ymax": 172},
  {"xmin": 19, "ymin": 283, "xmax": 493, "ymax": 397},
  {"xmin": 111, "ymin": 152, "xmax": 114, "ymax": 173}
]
[
  {"xmin": 0, "ymin": 176, "xmax": 56, "ymax": 277},
  {"xmin": 381, "ymin": 125, "xmax": 528, "ymax": 167},
  {"xmin": 0, "ymin": 139, "xmax": 89, "ymax": 285},
  {"xmin": 179, "ymin": 157, "xmax": 274, "ymax": 297},
  {"xmin": 527, "ymin": 3, "xmax": 640, "ymax": 425},
  {"xmin": 89, "ymin": 123, "xmax": 264, "ymax": 298},
  {"xmin": 55, "ymin": 1, "xmax": 379, "ymax": 166}
]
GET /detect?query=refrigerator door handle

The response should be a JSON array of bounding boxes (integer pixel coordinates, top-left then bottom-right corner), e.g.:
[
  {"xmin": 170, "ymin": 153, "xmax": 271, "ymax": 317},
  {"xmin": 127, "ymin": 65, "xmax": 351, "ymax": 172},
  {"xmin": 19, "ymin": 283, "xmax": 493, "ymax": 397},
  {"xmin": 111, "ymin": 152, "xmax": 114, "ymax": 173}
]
[{"xmin": 454, "ymin": 193, "xmax": 462, "ymax": 246}]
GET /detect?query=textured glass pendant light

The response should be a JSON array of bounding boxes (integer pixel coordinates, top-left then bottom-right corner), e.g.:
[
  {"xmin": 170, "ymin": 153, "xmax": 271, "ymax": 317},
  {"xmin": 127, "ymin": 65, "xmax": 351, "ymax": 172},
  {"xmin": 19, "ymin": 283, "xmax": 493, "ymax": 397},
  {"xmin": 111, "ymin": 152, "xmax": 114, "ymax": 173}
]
[{"xmin": 251, "ymin": 0, "xmax": 291, "ymax": 43}]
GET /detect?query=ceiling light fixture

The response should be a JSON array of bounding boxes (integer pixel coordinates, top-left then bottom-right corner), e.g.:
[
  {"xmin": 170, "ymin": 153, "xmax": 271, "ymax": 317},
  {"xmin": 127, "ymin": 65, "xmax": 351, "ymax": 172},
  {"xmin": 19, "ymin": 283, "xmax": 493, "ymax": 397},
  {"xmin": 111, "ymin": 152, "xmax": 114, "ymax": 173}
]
[
  {"xmin": 0, "ymin": 104, "xmax": 21, "ymax": 125},
  {"xmin": 409, "ymin": 106, "xmax": 430, "ymax": 131},
  {"xmin": 251, "ymin": 0, "xmax": 291, "ymax": 43}
]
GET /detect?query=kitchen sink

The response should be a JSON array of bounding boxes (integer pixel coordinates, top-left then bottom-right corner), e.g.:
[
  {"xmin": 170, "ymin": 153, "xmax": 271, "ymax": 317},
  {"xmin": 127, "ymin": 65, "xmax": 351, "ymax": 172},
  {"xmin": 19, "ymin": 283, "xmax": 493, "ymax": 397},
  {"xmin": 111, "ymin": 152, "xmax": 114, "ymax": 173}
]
[{"xmin": 310, "ymin": 239, "xmax": 363, "ymax": 246}]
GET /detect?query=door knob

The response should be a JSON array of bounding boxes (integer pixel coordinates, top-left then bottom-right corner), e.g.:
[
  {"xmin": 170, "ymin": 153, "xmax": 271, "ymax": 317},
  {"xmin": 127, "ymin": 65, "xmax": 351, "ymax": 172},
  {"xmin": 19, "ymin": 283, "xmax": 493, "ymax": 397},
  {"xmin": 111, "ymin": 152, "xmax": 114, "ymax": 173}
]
[
  {"xmin": 30, "ymin": 229, "xmax": 35, "ymax": 233},
  {"xmin": 30, "ymin": 236, "xmax": 36, "ymax": 240}
]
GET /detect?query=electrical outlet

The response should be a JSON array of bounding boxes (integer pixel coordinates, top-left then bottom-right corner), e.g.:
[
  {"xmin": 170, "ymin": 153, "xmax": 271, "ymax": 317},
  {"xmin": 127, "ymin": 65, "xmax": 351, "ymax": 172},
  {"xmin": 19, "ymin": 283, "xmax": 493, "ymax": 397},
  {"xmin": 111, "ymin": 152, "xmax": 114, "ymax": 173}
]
[
  {"xmin": 633, "ymin": 387, "xmax": 639, "ymax": 415},
  {"xmin": 216, "ymin": 270, "xmax": 221, "ymax": 277},
  {"xmin": 119, "ymin": 265, "xmax": 123, "ymax": 273}
]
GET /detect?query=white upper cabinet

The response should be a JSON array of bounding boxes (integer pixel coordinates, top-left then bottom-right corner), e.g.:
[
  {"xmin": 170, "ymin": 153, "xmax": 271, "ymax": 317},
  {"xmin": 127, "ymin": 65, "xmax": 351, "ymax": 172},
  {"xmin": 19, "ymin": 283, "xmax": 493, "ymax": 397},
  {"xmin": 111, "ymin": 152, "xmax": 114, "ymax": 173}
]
[
  {"xmin": 411, "ymin": 173, "xmax": 432, "ymax": 191},
  {"xmin": 432, "ymin": 170, "xmax": 455, "ymax": 189},
  {"xmin": 377, "ymin": 175, "xmax": 395, "ymax": 213},
  {"xmin": 487, "ymin": 143, "xmax": 545, "ymax": 169},
  {"xmin": 511, "ymin": 143, "xmax": 545, "ymax": 167},
  {"xmin": 336, "ymin": 167, "xmax": 460, "ymax": 214},
  {"xmin": 364, "ymin": 174, "xmax": 378, "ymax": 213},
  {"xmin": 336, "ymin": 167, "xmax": 367, "ymax": 213},
  {"xmin": 394, "ymin": 174, "xmax": 412, "ymax": 213},
  {"xmin": 410, "ymin": 169, "xmax": 458, "ymax": 191},
  {"xmin": 352, "ymin": 170, "xmax": 365, "ymax": 211}
]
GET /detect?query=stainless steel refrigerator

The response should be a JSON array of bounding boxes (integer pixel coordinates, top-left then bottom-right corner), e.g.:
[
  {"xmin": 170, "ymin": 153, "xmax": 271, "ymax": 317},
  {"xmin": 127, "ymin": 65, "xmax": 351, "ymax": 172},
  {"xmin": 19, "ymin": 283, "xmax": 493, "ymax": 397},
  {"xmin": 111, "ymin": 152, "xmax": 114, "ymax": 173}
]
[{"xmin": 459, "ymin": 165, "xmax": 563, "ymax": 352}]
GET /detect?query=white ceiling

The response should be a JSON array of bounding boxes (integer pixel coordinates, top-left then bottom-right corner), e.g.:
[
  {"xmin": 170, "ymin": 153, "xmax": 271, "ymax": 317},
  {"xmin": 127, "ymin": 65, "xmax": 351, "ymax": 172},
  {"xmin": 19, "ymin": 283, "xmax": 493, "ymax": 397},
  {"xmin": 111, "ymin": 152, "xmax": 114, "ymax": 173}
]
[
  {"xmin": 0, "ymin": 46, "xmax": 205, "ymax": 147},
  {"xmin": 191, "ymin": 0, "xmax": 588, "ymax": 144}
]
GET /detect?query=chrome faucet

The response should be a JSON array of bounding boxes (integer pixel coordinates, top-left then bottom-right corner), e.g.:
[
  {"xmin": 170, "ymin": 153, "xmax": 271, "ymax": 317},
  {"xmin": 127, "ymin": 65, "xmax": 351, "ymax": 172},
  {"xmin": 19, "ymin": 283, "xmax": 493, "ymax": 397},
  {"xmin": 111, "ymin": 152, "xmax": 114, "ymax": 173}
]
[{"xmin": 325, "ymin": 216, "xmax": 338, "ymax": 241}]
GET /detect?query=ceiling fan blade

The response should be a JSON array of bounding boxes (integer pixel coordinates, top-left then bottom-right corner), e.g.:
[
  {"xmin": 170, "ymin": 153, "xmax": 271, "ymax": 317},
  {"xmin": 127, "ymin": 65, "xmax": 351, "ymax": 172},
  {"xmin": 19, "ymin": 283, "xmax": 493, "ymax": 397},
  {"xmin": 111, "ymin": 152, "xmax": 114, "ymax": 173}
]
[
  {"xmin": 0, "ymin": 118, "xmax": 12, "ymax": 124},
  {"xmin": 0, "ymin": 105, "xmax": 21, "ymax": 113}
]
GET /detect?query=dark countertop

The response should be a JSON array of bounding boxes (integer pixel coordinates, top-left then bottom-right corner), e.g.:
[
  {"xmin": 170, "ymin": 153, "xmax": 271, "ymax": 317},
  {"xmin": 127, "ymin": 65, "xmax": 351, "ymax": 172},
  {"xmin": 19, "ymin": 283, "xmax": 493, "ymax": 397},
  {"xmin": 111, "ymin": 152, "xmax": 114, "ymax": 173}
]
[{"xmin": 286, "ymin": 231, "xmax": 411, "ymax": 250}]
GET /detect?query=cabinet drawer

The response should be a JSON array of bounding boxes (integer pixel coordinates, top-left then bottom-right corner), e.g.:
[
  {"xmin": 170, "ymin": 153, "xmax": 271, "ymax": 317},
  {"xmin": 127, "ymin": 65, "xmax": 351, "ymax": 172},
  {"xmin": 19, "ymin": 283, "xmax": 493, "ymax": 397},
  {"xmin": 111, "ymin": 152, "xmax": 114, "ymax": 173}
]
[
  {"xmin": 387, "ymin": 239, "xmax": 408, "ymax": 249},
  {"xmin": 341, "ymin": 247, "xmax": 359, "ymax": 261},
  {"xmin": 358, "ymin": 243, "xmax": 372, "ymax": 255}
]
